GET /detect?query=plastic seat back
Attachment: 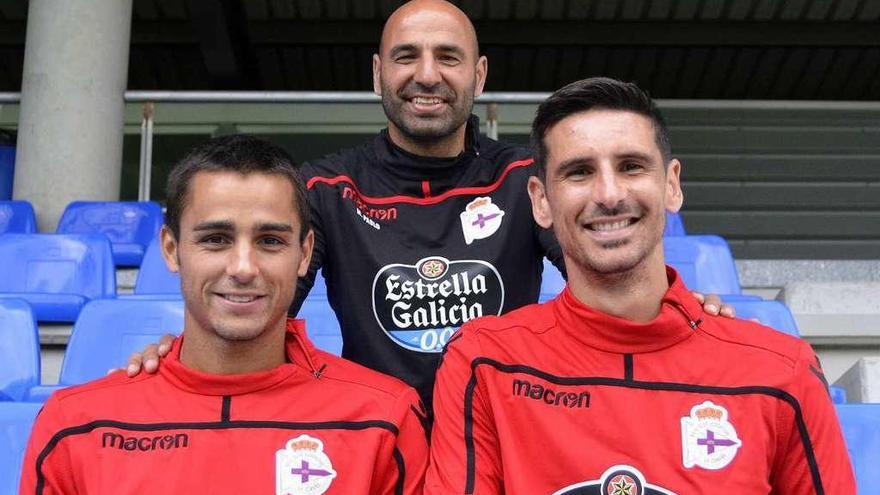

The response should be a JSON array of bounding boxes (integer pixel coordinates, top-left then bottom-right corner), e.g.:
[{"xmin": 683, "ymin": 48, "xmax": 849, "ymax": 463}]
[
  {"xmin": 664, "ymin": 212, "xmax": 686, "ymax": 236},
  {"xmin": 836, "ymin": 404, "xmax": 880, "ymax": 494},
  {"xmin": 0, "ymin": 401, "xmax": 42, "ymax": 494},
  {"xmin": 0, "ymin": 234, "xmax": 116, "ymax": 322},
  {"xmin": 0, "ymin": 299, "xmax": 40, "ymax": 401},
  {"xmin": 540, "ymin": 258, "xmax": 565, "ymax": 302},
  {"xmin": 663, "ymin": 235, "xmax": 742, "ymax": 295},
  {"xmin": 726, "ymin": 299, "xmax": 800, "ymax": 336},
  {"xmin": 59, "ymin": 298, "xmax": 184, "ymax": 385},
  {"xmin": 0, "ymin": 200, "xmax": 37, "ymax": 234},
  {"xmin": 134, "ymin": 236, "xmax": 181, "ymax": 295},
  {"xmin": 297, "ymin": 296, "xmax": 342, "ymax": 356},
  {"xmin": 57, "ymin": 201, "xmax": 163, "ymax": 267}
]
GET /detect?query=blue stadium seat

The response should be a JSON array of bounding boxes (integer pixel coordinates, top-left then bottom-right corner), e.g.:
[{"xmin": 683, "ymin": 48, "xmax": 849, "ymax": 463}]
[
  {"xmin": 725, "ymin": 298, "xmax": 800, "ymax": 336},
  {"xmin": 0, "ymin": 234, "xmax": 116, "ymax": 322},
  {"xmin": 309, "ymin": 269, "xmax": 328, "ymax": 297},
  {"xmin": 664, "ymin": 235, "xmax": 742, "ymax": 295},
  {"xmin": 56, "ymin": 201, "xmax": 163, "ymax": 267},
  {"xmin": 296, "ymin": 296, "xmax": 342, "ymax": 356},
  {"xmin": 836, "ymin": 404, "xmax": 880, "ymax": 494},
  {"xmin": 0, "ymin": 299, "xmax": 40, "ymax": 401},
  {"xmin": 0, "ymin": 200, "xmax": 37, "ymax": 234},
  {"xmin": 59, "ymin": 298, "xmax": 184, "ymax": 385},
  {"xmin": 0, "ymin": 401, "xmax": 42, "ymax": 495},
  {"xmin": 540, "ymin": 258, "xmax": 565, "ymax": 302},
  {"xmin": 830, "ymin": 386, "xmax": 847, "ymax": 405},
  {"xmin": 134, "ymin": 236, "xmax": 180, "ymax": 295},
  {"xmin": 664, "ymin": 211, "xmax": 686, "ymax": 236}
]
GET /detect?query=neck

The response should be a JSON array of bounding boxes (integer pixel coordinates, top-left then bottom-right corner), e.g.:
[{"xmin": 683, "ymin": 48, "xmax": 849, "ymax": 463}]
[
  {"xmin": 387, "ymin": 123, "xmax": 467, "ymax": 158},
  {"xmin": 179, "ymin": 320, "xmax": 287, "ymax": 375},
  {"xmin": 566, "ymin": 246, "xmax": 670, "ymax": 323}
]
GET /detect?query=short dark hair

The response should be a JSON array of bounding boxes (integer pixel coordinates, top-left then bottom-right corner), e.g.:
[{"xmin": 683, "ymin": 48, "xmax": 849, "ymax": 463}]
[
  {"xmin": 530, "ymin": 77, "xmax": 672, "ymax": 179},
  {"xmin": 164, "ymin": 134, "xmax": 310, "ymax": 241}
]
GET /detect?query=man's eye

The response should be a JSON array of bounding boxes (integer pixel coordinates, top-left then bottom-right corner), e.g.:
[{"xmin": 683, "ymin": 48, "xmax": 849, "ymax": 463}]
[
  {"xmin": 439, "ymin": 55, "xmax": 460, "ymax": 65},
  {"xmin": 259, "ymin": 237, "xmax": 286, "ymax": 248},
  {"xmin": 395, "ymin": 55, "xmax": 414, "ymax": 63},
  {"xmin": 565, "ymin": 168, "xmax": 589, "ymax": 179},
  {"xmin": 200, "ymin": 235, "xmax": 228, "ymax": 246},
  {"xmin": 622, "ymin": 162, "xmax": 644, "ymax": 173}
]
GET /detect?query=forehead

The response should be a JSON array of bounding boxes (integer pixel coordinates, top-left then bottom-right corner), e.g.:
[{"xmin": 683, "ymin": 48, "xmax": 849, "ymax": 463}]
[
  {"xmin": 382, "ymin": 8, "xmax": 477, "ymax": 57},
  {"xmin": 182, "ymin": 171, "xmax": 297, "ymax": 224},
  {"xmin": 544, "ymin": 110, "xmax": 661, "ymax": 165}
]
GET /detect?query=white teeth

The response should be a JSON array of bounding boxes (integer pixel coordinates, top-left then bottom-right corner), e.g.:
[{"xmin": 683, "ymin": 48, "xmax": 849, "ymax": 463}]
[
  {"xmin": 412, "ymin": 96, "xmax": 442, "ymax": 105},
  {"xmin": 224, "ymin": 295, "xmax": 256, "ymax": 303},
  {"xmin": 591, "ymin": 220, "xmax": 631, "ymax": 232}
]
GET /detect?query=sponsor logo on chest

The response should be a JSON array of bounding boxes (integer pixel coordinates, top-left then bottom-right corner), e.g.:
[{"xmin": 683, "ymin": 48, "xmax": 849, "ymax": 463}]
[
  {"xmin": 512, "ymin": 379, "xmax": 590, "ymax": 409},
  {"xmin": 372, "ymin": 256, "xmax": 505, "ymax": 353},
  {"xmin": 553, "ymin": 464, "xmax": 677, "ymax": 495},
  {"xmin": 342, "ymin": 186, "xmax": 398, "ymax": 230},
  {"xmin": 101, "ymin": 432, "xmax": 189, "ymax": 452}
]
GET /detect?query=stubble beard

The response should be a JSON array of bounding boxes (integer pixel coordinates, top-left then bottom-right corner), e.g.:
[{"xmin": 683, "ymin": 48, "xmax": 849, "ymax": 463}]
[{"xmin": 380, "ymin": 78, "xmax": 474, "ymax": 142}]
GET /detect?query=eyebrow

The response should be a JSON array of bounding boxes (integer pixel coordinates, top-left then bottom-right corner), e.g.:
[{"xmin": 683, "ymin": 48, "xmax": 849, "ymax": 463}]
[
  {"xmin": 389, "ymin": 44, "xmax": 418, "ymax": 58},
  {"xmin": 389, "ymin": 43, "xmax": 466, "ymax": 58},
  {"xmin": 192, "ymin": 220, "xmax": 293, "ymax": 233}
]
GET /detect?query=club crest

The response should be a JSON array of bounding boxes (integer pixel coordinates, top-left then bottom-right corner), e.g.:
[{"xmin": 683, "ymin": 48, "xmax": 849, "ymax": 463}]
[
  {"xmin": 276, "ymin": 435, "xmax": 337, "ymax": 495},
  {"xmin": 552, "ymin": 464, "xmax": 677, "ymax": 495},
  {"xmin": 681, "ymin": 401, "xmax": 742, "ymax": 470},
  {"xmin": 459, "ymin": 197, "xmax": 505, "ymax": 245}
]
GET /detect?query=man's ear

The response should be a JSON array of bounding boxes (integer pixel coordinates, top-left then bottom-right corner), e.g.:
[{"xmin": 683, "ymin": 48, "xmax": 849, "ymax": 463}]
[
  {"xmin": 665, "ymin": 158, "xmax": 684, "ymax": 213},
  {"xmin": 474, "ymin": 55, "xmax": 488, "ymax": 97},
  {"xmin": 528, "ymin": 176, "xmax": 553, "ymax": 229},
  {"xmin": 297, "ymin": 229, "xmax": 315, "ymax": 278},
  {"xmin": 159, "ymin": 225, "xmax": 180, "ymax": 274},
  {"xmin": 372, "ymin": 54, "xmax": 382, "ymax": 96}
]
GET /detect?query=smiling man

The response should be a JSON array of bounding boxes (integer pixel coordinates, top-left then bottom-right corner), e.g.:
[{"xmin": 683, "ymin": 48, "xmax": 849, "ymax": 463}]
[
  {"xmin": 426, "ymin": 78, "xmax": 855, "ymax": 494},
  {"xmin": 20, "ymin": 135, "xmax": 427, "ymax": 494}
]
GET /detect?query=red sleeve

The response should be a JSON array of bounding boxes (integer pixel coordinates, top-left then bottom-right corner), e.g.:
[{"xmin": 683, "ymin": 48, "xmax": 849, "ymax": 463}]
[
  {"xmin": 19, "ymin": 395, "xmax": 76, "ymax": 495},
  {"xmin": 772, "ymin": 341, "xmax": 856, "ymax": 494},
  {"xmin": 425, "ymin": 328, "xmax": 502, "ymax": 495},
  {"xmin": 371, "ymin": 386, "xmax": 428, "ymax": 495}
]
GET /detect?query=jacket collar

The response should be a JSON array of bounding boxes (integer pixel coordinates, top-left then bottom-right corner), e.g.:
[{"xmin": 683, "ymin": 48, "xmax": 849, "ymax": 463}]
[{"xmin": 553, "ymin": 267, "xmax": 703, "ymax": 354}]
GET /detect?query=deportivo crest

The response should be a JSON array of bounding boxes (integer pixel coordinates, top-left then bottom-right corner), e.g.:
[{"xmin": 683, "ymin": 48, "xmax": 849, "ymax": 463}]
[
  {"xmin": 552, "ymin": 464, "xmax": 677, "ymax": 495},
  {"xmin": 276, "ymin": 435, "xmax": 337, "ymax": 495},
  {"xmin": 459, "ymin": 197, "xmax": 505, "ymax": 245},
  {"xmin": 681, "ymin": 401, "xmax": 742, "ymax": 470},
  {"xmin": 372, "ymin": 256, "xmax": 505, "ymax": 353}
]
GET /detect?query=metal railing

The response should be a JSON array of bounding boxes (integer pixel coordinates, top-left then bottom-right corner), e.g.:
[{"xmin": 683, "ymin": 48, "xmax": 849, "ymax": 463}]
[{"xmin": 4, "ymin": 90, "xmax": 880, "ymax": 201}]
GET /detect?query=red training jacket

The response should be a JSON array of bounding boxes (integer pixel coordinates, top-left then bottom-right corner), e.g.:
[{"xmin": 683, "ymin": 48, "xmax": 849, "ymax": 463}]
[
  {"xmin": 21, "ymin": 319, "xmax": 428, "ymax": 495},
  {"xmin": 427, "ymin": 268, "xmax": 855, "ymax": 495}
]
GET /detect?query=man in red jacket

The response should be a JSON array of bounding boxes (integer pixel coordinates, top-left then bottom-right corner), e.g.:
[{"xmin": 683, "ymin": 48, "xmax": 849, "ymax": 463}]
[
  {"xmin": 20, "ymin": 135, "xmax": 427, "ymax": 494},
  {"xmin": 426, "ymin": 78, "xmax": 855, "ymax": 494}
]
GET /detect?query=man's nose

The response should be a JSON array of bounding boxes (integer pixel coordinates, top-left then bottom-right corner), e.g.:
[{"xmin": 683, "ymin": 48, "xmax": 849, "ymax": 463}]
[
  {"xmin": 413, "ymin": 56, "xmax": 442, "ymax": 87},
  {"xmin": 593, "ymin": 168, "xmax": 626, "ymax": 209},
  {"xmin": 227, "ymin": 242, "xmax": 258, "ymax": 283}
]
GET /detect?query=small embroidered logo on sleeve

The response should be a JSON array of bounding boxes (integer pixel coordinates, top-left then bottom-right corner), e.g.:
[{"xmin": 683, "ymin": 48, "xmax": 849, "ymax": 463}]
[
  {"xmin": 276, "ymin": 435, "xmax": 337, "ymax": 495},
  {"xmin": 460, "ymin": 197, "xmax": 505, "ymax": 245},
  {"xmin": 681, "ymin": 401, "xmax": 742, "ymax": 470}
]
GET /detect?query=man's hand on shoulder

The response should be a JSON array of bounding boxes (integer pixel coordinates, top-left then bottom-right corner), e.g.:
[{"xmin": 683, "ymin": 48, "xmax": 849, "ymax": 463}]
[
  {"xmin": 111, "ymin": 334, "xmax": 175, "ymax": 376},
  {"xmin": 692, "ymin": 292, "xmax": 736, "ymax": 318}
]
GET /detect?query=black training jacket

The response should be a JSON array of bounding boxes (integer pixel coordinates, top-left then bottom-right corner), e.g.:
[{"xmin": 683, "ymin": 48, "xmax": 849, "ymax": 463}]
[{"xmin": 292, "ymin": 115, "xmax": 562, "ymax": 416}]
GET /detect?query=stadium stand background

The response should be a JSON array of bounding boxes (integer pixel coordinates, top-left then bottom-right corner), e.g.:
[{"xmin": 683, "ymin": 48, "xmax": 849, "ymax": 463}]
[{"xmin": 0, "ymin": 2, "xmax": 878, "ymax": 489}]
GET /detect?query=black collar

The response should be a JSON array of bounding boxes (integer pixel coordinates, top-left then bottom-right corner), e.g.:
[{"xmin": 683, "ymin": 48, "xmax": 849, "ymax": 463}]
[{"xmin": 374, "ymin": 115, "xmax": 482, "ymax": 181}]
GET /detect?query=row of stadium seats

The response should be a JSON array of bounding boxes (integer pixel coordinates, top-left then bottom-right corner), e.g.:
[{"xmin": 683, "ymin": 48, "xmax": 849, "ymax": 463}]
[{"xmin": 0, "ymin": 200, "xmax": 163, "ymax": 266}]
